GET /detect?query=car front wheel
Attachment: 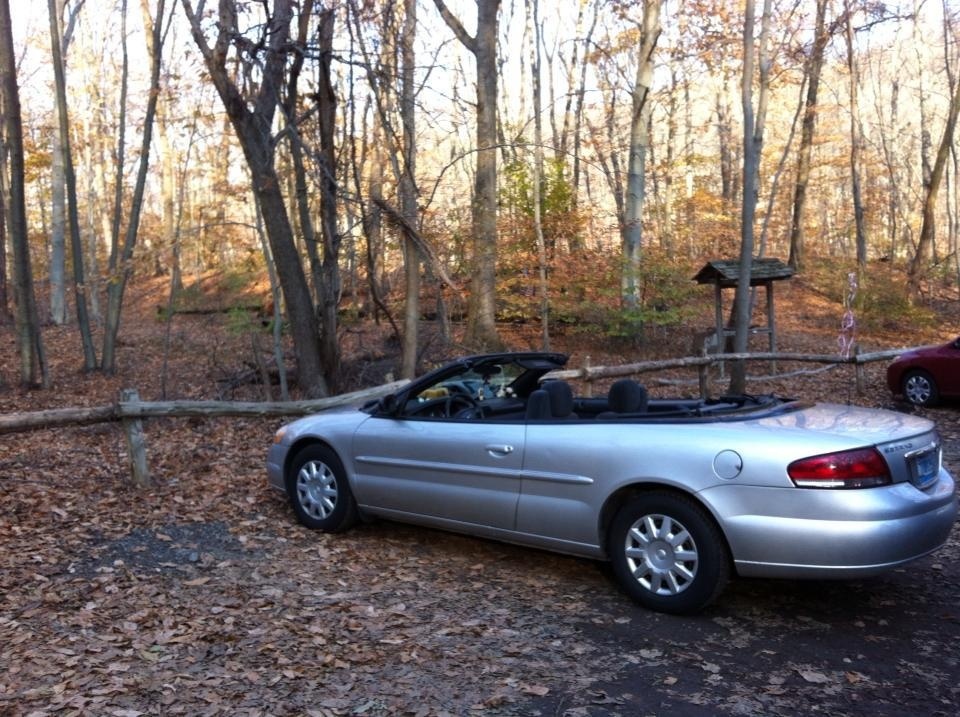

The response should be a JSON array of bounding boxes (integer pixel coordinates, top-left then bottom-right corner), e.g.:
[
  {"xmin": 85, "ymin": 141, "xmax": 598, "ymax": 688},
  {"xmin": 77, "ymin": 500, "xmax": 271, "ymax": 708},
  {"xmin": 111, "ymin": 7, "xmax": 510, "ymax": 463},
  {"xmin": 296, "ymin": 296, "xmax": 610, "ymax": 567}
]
[
  {"xmin": 608, "ymin": 492, "xmax": 730, "ymax": 614},
  {"xmin": 286, "ymin": 444, "xmax": 358, "ymax": 532},
  {"xmin": 902, "ymin": 370, "xmax": 939, "ymax": 406}
]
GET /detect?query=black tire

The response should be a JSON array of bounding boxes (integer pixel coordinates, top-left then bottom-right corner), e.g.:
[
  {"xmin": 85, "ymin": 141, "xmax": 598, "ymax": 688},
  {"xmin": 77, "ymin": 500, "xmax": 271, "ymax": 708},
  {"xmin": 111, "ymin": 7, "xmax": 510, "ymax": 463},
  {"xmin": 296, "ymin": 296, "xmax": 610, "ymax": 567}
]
[
  {"xmin": 608, "ymin": 491, "xmax": 730, "ymax": 615},
  {"xmin": 286, "ymin": 444, "xmax": 358, "ymax": 532},
  {"xmin": 902, "ymin": 369, "xmax": 939, "ymax": 407}
]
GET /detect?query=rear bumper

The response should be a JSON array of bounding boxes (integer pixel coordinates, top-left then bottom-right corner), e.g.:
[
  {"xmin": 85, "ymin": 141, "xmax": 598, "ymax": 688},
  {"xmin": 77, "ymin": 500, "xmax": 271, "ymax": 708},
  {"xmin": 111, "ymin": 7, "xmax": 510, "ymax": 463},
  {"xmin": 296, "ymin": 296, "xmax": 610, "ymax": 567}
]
[{"xmin": 701, "ymin": 472, "xmax": 958, "ymax": 579}]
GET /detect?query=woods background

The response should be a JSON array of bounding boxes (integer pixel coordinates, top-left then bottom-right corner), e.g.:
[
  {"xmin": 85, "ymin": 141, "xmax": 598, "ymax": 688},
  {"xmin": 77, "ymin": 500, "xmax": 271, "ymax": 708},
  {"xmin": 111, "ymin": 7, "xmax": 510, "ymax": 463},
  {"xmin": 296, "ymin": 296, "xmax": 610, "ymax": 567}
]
[{"xmin": 0, "ymin": 0, "xmax": 958, "ymax": 395}]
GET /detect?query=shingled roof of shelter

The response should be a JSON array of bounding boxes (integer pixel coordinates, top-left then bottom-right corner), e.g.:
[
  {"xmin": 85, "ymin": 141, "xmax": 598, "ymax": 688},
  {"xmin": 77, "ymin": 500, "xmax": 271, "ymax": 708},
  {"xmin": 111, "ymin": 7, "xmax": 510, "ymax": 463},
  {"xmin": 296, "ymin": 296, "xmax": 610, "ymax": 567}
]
[{"xmin": 692, "ymin": 258, "xmax": 794, "ymax": 287}]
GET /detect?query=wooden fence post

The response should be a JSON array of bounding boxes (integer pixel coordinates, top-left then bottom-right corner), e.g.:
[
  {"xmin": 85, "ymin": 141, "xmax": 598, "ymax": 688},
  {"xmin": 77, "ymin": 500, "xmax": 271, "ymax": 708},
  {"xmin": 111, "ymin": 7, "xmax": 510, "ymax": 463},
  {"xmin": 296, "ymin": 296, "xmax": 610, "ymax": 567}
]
[
  {"xmin": 120, "ymin": 389, "xmax": 152, "ymax": 487},
  {"xmin": 854, "ymin": 345, "xmax": 864, "ymax": 396},
  {"xmin": 698, "ymin": 346, "xmax": 710, "ymax": 400},
  {"xmin": 583, "ymin": 355, "xmax": 593, "ymax": 397}
]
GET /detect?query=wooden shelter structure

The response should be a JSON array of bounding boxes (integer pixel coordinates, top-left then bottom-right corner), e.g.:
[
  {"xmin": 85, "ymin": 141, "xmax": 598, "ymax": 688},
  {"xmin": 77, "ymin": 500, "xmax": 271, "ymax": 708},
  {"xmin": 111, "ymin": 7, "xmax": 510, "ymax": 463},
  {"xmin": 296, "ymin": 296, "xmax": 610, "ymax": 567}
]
[{"xmin": 693, "ymin": 258, "xmax": 794, "ymax": 355}]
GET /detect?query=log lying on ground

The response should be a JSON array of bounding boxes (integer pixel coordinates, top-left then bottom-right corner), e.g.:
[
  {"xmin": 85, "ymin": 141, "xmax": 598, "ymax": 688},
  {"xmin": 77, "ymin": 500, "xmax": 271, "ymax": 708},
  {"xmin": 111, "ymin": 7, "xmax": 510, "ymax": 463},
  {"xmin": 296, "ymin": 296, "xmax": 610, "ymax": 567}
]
[{"xmin": 157, "ymin": 303, "xmax": 265, "ymax": 316}]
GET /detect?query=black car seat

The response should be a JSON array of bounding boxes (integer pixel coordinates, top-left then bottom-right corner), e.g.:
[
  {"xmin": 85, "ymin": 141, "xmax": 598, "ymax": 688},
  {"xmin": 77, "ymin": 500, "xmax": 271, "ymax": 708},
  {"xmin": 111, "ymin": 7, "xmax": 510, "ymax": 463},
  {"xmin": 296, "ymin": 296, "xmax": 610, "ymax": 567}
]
[
  {"xmin": 525, "ymin": 389, "xmax": 551, "ymax": 420},
  {"xmin": 542, "ymin": 380, "xmax": 576, "ymax": 419},
  {"xmin": 526, "ymin": 380, "xmax": 576, "ymax": 420},
  {"xmin": 598, "ymin": 379, "xmax": 648, "ymax": 418}
]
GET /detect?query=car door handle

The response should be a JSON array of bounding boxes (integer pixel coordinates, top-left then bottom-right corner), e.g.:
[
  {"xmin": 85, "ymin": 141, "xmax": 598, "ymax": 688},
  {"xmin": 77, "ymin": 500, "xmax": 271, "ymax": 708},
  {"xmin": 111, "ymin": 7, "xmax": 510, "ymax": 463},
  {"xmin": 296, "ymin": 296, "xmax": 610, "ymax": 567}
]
[{"xmin": 486, "ymin": 444, "xmax": 514, "ymax": 456}]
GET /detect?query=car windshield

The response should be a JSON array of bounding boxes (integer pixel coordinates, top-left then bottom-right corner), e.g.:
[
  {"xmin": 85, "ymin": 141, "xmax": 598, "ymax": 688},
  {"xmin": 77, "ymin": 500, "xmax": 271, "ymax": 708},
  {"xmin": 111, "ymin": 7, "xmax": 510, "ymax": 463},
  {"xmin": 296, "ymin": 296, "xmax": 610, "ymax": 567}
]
[{"xmin": 413, "ymin": 360, "xmax": 527, "ymax": 402}]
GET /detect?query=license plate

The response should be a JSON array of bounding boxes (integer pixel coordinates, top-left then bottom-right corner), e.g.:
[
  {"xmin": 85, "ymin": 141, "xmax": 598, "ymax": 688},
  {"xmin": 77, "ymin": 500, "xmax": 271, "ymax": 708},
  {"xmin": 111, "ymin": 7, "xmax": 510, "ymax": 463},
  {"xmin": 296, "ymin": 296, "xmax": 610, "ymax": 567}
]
[{"xmin": 910, "ymin": 448, "xmax": 940, "ymax": 489}]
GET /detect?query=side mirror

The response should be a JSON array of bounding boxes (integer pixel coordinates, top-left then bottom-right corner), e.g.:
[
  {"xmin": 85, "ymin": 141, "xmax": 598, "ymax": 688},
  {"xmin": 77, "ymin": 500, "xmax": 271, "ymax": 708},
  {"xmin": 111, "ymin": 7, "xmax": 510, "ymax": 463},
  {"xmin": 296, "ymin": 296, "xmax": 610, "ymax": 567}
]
[{"xmin": 379, "ymin": 393, "xmax": 399, "ymax": 415}]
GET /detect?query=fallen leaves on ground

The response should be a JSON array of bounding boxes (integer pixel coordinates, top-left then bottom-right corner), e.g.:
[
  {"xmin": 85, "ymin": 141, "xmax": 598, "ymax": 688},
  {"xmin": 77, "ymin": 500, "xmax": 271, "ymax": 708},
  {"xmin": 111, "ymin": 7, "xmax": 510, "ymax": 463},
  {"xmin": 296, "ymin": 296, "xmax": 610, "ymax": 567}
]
[{"xmin": 2, "ymin": 279, "xmax": 959, "ymax": 715}]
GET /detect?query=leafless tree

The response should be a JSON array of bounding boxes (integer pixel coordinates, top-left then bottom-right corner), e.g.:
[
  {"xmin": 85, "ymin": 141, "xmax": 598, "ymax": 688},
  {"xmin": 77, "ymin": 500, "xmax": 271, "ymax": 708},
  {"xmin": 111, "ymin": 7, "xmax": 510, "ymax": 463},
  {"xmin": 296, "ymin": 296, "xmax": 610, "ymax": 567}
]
[
  {"xmin": 182, "ymin": 0, "xmax": 331, "ymax": 395},
  {"xmin": 621, "ymin": 0, "xmax": 662, "ymax": 310},
  {"xmin": 787, "ymin": 0, "xmax": 829, "ymax": 271},
  {"xmin": 0, "ymin": 0, "xmax": 48, "ymax": 385},
  {"xmin": 843, "ymin": 0, "xmax": 867, "ymax": 269},
  {"xmin": 433, "ymin": 0, "xmax": 502, "ymax": 349},
  {"xmin": 526, "ymin": 0, "xmax": 549, "ymax": 349},
  {"xmin": 47, "ymin": 0, "xmax": 83, "ymax": 326},
  {"xmin": 101, "ymin": 0, "xmax": 172, "ymax": 373},
  {"xmin": 398, "ymin": 0, "xmax": 420, "ymax": 376},
  {"xmin": 730, "ymin": 0, "xmax": 772, "ymax": 394},
  {"xmin": 909, "ymin": 17, "xmax": 960, "ymax": 295},
  {"xmin": 49, "ymin": 0, "xmax": 97, "ymax": 369}
]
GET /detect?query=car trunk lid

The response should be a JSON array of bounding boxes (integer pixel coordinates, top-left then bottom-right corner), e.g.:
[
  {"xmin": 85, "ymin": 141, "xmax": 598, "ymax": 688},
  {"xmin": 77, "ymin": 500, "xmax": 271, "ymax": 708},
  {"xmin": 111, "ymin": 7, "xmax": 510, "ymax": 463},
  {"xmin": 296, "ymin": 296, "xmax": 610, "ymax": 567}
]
[{"xmin": 756, "ymin": 402, "xmax": 942, "ymax": 488}]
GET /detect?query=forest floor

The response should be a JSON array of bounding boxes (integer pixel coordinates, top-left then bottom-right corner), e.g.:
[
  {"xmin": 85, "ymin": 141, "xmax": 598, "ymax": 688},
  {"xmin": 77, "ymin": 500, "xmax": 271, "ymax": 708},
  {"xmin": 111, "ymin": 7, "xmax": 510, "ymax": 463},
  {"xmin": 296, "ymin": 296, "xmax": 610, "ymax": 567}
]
[{"xmin": 1, "ymin": 272, "xmax": 960, "ymax": 716}]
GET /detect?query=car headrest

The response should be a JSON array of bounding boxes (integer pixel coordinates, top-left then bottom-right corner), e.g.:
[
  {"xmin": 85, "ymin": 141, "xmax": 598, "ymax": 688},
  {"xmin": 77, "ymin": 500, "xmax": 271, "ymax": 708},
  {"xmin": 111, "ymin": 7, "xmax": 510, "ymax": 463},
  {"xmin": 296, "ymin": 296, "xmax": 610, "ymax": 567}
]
[
  {"xmin": 607, "ymin": 379, "xmax": 648, "ymax": 413},
  {"xmin": 543, "ymin": 380, "xmax": 574, "ymax": 418}
]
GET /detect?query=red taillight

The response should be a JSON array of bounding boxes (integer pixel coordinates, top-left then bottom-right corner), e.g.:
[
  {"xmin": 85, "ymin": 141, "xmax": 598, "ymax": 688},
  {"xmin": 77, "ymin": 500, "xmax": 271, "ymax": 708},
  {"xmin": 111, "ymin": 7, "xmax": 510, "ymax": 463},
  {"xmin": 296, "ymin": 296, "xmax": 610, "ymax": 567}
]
[{"xmin": 788, "ymin": 447, "xmax": 891, "ymax": 489}]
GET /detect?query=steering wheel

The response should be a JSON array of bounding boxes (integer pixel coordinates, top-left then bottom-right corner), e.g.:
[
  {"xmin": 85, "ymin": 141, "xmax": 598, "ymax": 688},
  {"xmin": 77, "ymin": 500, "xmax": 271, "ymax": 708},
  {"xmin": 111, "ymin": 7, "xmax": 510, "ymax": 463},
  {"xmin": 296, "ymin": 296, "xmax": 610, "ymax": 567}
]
[
  {"xmin": 445, "ymin": 393, "xmax": 482, "ymax": 418},
  {"xmin": 406, "ymin": 393, "xmax": 480, "ymax": 418}
]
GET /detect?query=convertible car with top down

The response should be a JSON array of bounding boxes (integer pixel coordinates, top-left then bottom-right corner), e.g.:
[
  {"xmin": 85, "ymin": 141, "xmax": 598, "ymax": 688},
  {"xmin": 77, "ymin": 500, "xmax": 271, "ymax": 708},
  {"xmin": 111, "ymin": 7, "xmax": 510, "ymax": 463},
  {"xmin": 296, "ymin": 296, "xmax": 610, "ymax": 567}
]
[{"xmin": 267, "ymin": 352, "xmax": 957, "ymax": 614}]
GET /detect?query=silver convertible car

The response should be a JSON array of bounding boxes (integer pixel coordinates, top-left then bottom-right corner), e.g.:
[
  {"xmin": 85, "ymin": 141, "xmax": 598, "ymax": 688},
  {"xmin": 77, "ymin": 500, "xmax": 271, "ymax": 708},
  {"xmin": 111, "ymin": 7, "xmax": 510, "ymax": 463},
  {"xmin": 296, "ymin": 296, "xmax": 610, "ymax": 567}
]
[{"xmin": 267, "ymin": 352, "xmax": 957, "ymax": 614}]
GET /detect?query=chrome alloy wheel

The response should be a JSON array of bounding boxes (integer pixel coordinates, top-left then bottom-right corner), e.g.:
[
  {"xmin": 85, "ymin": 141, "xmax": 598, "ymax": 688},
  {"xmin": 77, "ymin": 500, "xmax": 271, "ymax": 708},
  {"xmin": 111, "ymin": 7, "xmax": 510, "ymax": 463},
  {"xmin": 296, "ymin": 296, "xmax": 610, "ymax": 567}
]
[
  {"xmin": 623, "ymin": 513, "xmax": 699, "ymax": 595},
  {"xmin": 296, "ymin": 460, "xmax": 339, "ymax": 520},
  {"xmin": 904, "ymin": 373, "xmax": 934, "ymax": 405}
]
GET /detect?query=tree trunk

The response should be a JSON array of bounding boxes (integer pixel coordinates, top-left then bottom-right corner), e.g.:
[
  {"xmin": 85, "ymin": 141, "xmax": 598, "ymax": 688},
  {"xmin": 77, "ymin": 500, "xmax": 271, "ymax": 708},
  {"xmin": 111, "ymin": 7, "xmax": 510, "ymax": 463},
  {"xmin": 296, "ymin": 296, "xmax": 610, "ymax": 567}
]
[
  {"xmin": 729, "ymin": 0, "xmax": 772, "ymax": 395},
  {"xmin": 0, "ymin": 168, "xmax": 9, "ymax": 325},
  {"xmin": 109, "ymin": 0, "xmax": 129, "ymax": 293},
  {"xmin": 49, "ymin": 0, "xmax": 97, "ymax": 369},
  {"xmin": 876, "ymin": 80, "xmax": 901, "ymax": 261},
  {"xmin": 102, "ymin": 0, "xmax": 169, "ymax": 373},
  {"xmin": 90, "ymin": 80, "xmax": 113, "ymax": 321},
  {"xmin": 909, "ymin": 47, "xmax": 960, "ymax": 295},
  {"xmin": 157, "ymin": 105, "xmax": 182, "ymax": 293},
  {"xmin": 592, "ymin": 83, "xmax": 625, "ymax": 224},
  {"xmin": 716, "ymin": 92, "xmax": 736, "ymax": 205},
  {"xmin": 400, "ymin": 0, "xmax": 420, "ymax": 378},
  {"xmin": 79, "ymin": 108, "xmax": 102, "ymax": 322},
  {"xmin": 787, "ymin": 0, "xmax": 828, "ymax": 272},
  {"xmin": 621, "ymin": 0, "xmax": 661, "ymax": 311},
  {"xmin": 254, "ymin": 194, "xmax": 289, "ymax": 401},
  {"xmin": 0, "ymin": 0, "xmax": 47, "ymax": 385},
  {"xmin": 315, "ymin": 8, "xmax": 342, "ymax": 391},
  {"xmin": 50, "ymin": 117, "xmax": 67, "ymax": 325},
  {"xmin": 526, "ymin": 0, "xmax": 549, "ymax": 350},
  {"xmin": 283, "ymin": 0, "xmax": 323, "ymax": 310},
  {"xmin": 844, "ymin": 1, "xmax": 867, "ymax": 269},
  {"xmin": 434, "ymin": 0, "xmax": 502, "ymax": 350},
  {"xmin": 659, "ymin": 65, "xmax": 679, "ymax": 255},
  {"xmin": 344, "ymin": 0, "xmax": 399, "ymax": 340},
  {"xmin": 49, "ymin": 0, "xmax": 83, "ymax": 326},
  {"xmin": 569, "ymin": 0, "xmax": 598, "ymax": 223},
  {"xmin": 182, "ymin": 0, "xmax": 329, "ymax": 396},
  {"xmin": 365, "ymin": 119, "xmax": 387, "ymax": 326}
]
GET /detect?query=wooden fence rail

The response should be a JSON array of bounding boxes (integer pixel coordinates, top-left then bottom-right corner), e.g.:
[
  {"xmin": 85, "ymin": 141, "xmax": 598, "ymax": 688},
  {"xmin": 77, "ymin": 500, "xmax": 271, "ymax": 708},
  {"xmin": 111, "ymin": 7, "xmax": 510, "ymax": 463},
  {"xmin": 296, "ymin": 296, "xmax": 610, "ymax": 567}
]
[
  {"xmin": 0, "ymin": 380, "xmax": 410, "ymax": 435},
  {"xmin": 1, "ymin": 346, "xmax": 913, "ymax": 486},
  {"xmin": 0, "ymin": 381, "xmax": 410, "ymax": 487},
  {"xmin": 549, "ymin": 347, "xmax": 907, "ymax": 397}
]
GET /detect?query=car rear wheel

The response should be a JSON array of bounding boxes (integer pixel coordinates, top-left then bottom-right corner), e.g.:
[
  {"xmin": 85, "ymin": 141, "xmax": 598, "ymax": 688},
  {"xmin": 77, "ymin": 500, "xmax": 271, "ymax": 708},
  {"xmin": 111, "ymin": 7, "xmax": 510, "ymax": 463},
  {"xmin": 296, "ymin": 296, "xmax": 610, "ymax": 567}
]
[
  {"xmin": 286, "ymin": 444, "xmax": 358, "ymax": 532},
  {"xmin": 609, "ymin": 492, "xmax": 730, "ymax": 614},
  {"xmin": 902, "ymin": 369, "xmax": 939, "ymax": 406}
]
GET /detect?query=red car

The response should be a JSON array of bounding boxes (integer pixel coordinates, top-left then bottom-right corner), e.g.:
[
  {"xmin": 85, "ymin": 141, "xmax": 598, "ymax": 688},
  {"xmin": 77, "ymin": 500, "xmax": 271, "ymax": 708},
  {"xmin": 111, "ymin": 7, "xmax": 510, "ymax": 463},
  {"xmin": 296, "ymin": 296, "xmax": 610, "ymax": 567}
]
[{"xmin": 887, "ymin": 337, "xmax": 960, "ymax": 406}]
